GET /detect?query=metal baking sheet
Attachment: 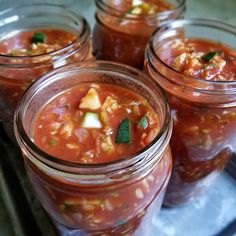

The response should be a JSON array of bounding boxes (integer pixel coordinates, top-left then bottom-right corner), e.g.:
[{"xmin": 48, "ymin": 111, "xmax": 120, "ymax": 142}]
[{"xmin": 0, "ymin": 123, "xmax": 56, "ymax": 236}]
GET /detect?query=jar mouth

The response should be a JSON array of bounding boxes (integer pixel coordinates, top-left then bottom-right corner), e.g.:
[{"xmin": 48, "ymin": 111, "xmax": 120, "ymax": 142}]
[
  {"xmin": 0, "ymin": 3, "xmax": 90, "ymax": 66},
  {"xmin": 96, "ymin": 0, "xmax": 186, "ymax": 20},
  {"xmin": 147, "ymin": 18, "xmax": 236, "ymax": 94},
  {"xmin": 14, "ymin": 60, "xmax": 172, "ymax": 176}
]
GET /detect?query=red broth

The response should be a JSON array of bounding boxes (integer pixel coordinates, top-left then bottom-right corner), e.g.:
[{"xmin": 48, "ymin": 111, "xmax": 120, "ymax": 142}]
[
  {"xmin": 33, "ymin": 83, "xmax": 160, "ymax": 163},
  {"xmin": 0, "ymin": 29, "xmax": 76, "ymax": 56},
  {"xmin": 145, "ymin": 21, "xmax": 236, "ymax": 206},
  {"xmin": 93, "ymin": 0, "xmax": 184, "ymax": 69}
]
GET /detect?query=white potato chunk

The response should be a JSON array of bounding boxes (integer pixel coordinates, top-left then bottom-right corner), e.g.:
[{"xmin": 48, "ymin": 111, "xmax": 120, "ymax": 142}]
[
  {"xmin": 79, "ymin": 88, "xmax": 101, "ymax": 110},
  {"xmin": 172, "ymin": 52, "xmax": 187, "ymax": 70},
  {"xmin": 81, "ymin": 112, "xmax": 102, "ymax": 129}
]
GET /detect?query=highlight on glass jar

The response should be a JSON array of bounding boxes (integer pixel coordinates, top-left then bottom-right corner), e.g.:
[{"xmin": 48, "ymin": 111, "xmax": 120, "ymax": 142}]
[
  {"xmin": 14, "ymin": 61, "xmax": 173, "ymax": 235},
  {"xmin": 0, "ymin": 3, "xmax": 91, "ymax": 141},
  {"xmin": 93, "ymin": 0, "xmax": 185, "ymax": 69},
  {"xmin": 145, "ymin": 18, "xmax": 236, "ymax": 206}
]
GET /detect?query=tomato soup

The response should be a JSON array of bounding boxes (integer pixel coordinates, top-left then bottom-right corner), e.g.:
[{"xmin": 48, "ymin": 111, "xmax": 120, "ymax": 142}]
[
  {"xmin": 14, "ymin": 62, "xmax": 173, "ymax": 235},
  {"xmin": 0, "ymin": 4, "xmax": 91, "ymax": 142},
  {"xmin": 93, "ymin": 0, "xmax": 185, "ymax": 69},
  {"xmin": 162, "ymin": 38, "xmax": 236, "ymax": 81},
  {"xmin": 145, "ymin": 19, "xmax": 236, "ymax": 206},
  {"xmin": 33, "ymin": 83, "xmax": 160, "ymax": 163},
  {"xmin": 0, "ymin": 29, "xmax": 76, "ymax": 56},
  {"xmin": 0, "ymin": 29, "xmax": 77, "ymax": 123}
]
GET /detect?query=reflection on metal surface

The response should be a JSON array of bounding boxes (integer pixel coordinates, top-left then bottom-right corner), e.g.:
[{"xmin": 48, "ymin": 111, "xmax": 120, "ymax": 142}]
[{"xmin": 0, "ymin": 122, "xmax": 56, "ymax": 236}]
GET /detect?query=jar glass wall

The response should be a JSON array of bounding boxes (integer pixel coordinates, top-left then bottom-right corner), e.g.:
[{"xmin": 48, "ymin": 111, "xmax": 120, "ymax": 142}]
[
  {"xmin": 0, "ymin": 4, "xmax": 91, "ymax": 141},
  {"xmin": 93, "ymin": 0, "xmax": 185, "ymax": 69},
  {"xmin": 145, "ymin": 19, "xmax": 236, "ymax": 206},
  {"xmin": 14, "ymin": 61, "xmax": 173, "ymax": 235}
]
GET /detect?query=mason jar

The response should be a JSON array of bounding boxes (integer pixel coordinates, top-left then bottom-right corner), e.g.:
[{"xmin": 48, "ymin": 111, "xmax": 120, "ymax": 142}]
[
  {"xmin": 0, "ymin": 4, "xmax": 91, "ymax": 142},
  {"xmin": 14, "ymin": 61, "xmax": 173, "ymax": 235},
  {"xmin": 145, "ymin": 19, "xmax": 236, "ymax": 206},
  {"xmin": 93, "ymin": 0, "xmax": 185, "ymax": 69}
]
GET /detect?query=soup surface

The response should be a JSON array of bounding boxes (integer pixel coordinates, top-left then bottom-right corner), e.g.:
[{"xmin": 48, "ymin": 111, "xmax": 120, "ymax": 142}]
[
  {"xmin": 0, "ymin": 29, "xmax": 76, "ymax": 56},
  {"xmin": 33, "ymin": 82, "xmax": 160, "ymax": 163}
]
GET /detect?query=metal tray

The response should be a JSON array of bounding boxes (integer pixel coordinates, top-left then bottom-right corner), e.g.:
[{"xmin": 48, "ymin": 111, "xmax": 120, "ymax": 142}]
[{"xmin": 0, "ymin": 123, "xmax": 56, "ymax": 236}]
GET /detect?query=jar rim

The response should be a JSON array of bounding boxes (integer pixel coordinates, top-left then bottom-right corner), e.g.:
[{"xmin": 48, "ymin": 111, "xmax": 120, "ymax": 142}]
[
  {"xmin": 0, "ymin": 3, "xmax": 90, "ymax": 66},
  {"xmin": 14, "ymin": 60, "xmax": 172, "ymax": 177},
  {"xmin": 95, "ymin": 0, "xmax": 186, "ymax": 20},
  {"xmin": 146, "ymin": 18, "xmax": 236, "ymax": 93}
]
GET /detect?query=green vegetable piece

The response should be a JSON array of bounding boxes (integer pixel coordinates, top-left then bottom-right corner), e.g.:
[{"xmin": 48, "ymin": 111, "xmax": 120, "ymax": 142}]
[
  {"xmin": 49, "ymin": 139, "xmax": 57, "ymax": 146},
  {"xmin": 32, "ymin": 32, "xmax": 46, "ymax": 44},
  {"xmin": 138, "ymin": 116, "xmax": 148, "ymax": 129},
  {"xmin": 115, "ymin": 118, "xmax": 130, "ymax": 143},
  {"xmin": 202, "ymin": 51, "xmax": 217, "ymax": 62}
]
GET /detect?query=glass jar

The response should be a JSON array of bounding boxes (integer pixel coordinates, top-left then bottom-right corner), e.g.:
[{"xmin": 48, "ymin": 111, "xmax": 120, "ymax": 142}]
[
  {"xmin": 145, "ymin": 19, "xmax": 236, "ymax": 206},
  {"xmin": 14, "ymin": 61, "xmax": 173, "ymax": 235},
  {"xmin": 0, "ymin": 3, "xmax": 91, "ymax": 142},
  {"xmin": 93, "ymin": 0, "xmax": 185, "ymax": 70}
]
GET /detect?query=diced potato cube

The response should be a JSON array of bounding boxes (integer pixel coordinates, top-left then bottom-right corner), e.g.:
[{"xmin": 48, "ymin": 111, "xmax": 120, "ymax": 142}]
[
  {"xmin": 132, "ymin": 105, "xmax": 140, "ymax": 115},
  {"xmin": 132, "ymin": 0, "xmax": 142, "ymax": 6},
  {"xmin": 101, "ymin": 96, "xmax": 118, "ymax": 110},
  {"xmin": 50, "ymin": 122, "xmax": 61, "ymax": 135},
  {"xmin": 79, "ymin": 88, "xmax": 101, "ymax": 110},
  {"xmin": 83, "ymin": 204, "xmax": 94, "ymax": 211},
  {"xmin": 135, "ymin": 188, "xmax": 144, "ymax": 199},
  {"xmin": 104, "ymin": 199, "xmax": 114, "ymax": 211},
  {"xmin": 148, "ymin": 6, "xmax": 156, "ymax": 14},
  {"xmin": 103, "ymin": 126, "xmax": 113, "ymax": 135},
  {"xmin": 66, "ymin": 143, "xmax": 79, "ymax": 149},
  {"xmin": 189, "ymin": 58, "xmax": 201, "ymax": 67},
  {"xmin": 81, "ymin": 112, "xmax": 102, "ymax": 129},
  {"xmin": 201, "ymin": 134, "xmax": 213, "ymax": 150},
  {"xmin": 100, "ymin": 96, "xmax": 119, "ymax": 125},
  {"xmin": 59, "ymin": 121, "xmax": 74, "ymax": 138},
  {"xmin": 214, "ymin": 58, "xmax": 226, "ymax": 70},
  {"xmin": 100, "ymin": 110, "xmax": 109, "ymax": 124},
  {"xmin": 172, "ymin": 52, "xmax": 187, "ymax": 70},
  {"xmin": 130, "ymin": 7, "xmax": 142, "ymax": 14},
  {"xmin": 101, "ymin": 136, "xmax": 114, "ymax": 152}
]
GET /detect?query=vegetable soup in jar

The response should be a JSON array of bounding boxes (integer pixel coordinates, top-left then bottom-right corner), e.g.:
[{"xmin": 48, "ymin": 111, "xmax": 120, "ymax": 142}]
[
  {"xmin": 93, "ymin": 0, "xmax": 185, "ymax": 69},
  {"xmin": 145, "ymin": 19, "xmax": 236, "ymax": 206},
  {"xmin": 14, "ymin": 61, "xmax": 173, "ymax": 235},
  {"xmin": 0, "ymin": 4, "xmax": 91, "ymax": 141}
]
